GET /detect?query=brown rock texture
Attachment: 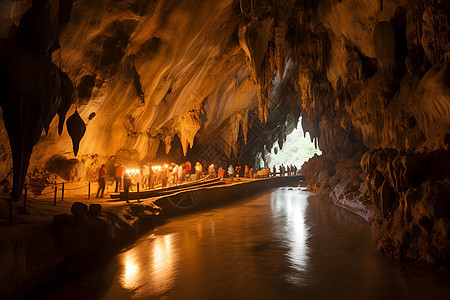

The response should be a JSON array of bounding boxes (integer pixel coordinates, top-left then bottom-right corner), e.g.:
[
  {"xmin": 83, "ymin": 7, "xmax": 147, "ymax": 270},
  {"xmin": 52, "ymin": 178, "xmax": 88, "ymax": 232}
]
[{"xmin": 0, "ymin": 0, "xmax": 449, "ymax": 266}]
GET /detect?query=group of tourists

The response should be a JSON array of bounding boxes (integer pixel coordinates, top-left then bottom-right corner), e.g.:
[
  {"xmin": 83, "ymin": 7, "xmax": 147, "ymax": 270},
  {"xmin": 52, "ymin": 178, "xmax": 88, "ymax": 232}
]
[
  {"xmin": 95, "ymin": 161, "xmax": 299, "ymax": 197},
  {"xmin": 275, "ymin": 164, "xmax": 298, "ymax": 176}
]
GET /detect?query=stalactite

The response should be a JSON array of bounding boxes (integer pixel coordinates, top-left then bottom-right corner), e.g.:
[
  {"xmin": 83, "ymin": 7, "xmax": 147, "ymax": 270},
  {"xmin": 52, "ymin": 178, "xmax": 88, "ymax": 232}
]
[
  {"xmin": 164, "ymin": 135, "xmax": 173, "ymax": 155},
  {"xmin": 178, "ymin": 109, "xmax": 202, "ymax": 156},
  {"xmin": 274, "ymin": 21, "xmax": 287, "ymax": 80},
  {"xmin": 66, "ymin": 110, "xmax": 86, "ymax": 157},
  {"xmin": 0, "ymin": 0, "xmax": 74, "ymax": 202},
  {"xmin": 147, "ymin": 137, "xmax": 160, "ymax": 159}
]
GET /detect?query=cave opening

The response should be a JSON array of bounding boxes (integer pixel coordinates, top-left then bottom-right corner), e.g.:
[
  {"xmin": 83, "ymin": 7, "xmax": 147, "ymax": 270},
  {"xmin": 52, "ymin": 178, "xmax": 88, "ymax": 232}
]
[{"xmin": 261, "ymin": 119, "xmax": 321, "ymax": 170}]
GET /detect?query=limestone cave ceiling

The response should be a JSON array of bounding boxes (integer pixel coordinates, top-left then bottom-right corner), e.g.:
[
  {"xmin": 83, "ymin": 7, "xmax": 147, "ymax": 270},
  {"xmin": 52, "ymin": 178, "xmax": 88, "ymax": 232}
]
[{"xmin": 0, "ymin": 0, "xmax": 449, "ymax": 202}]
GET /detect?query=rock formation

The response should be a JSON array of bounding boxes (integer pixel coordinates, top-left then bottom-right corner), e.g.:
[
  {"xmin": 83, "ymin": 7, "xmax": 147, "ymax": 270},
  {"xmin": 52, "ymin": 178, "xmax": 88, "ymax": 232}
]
[{"xmin": 0, "ymin": 0, "xmax": 449, "ymax": 266}]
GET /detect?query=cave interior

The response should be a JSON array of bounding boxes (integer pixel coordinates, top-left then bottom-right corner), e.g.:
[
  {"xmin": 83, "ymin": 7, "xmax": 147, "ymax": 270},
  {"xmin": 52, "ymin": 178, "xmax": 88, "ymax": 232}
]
[{"xmin": 0, "ymin": 0, "xmax": 449, "ymax": 267}]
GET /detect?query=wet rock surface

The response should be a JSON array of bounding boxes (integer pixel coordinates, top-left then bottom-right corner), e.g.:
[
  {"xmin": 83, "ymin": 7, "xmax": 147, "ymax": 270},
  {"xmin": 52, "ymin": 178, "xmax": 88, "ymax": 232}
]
[{"xmin": 361, "ymin": 144, "xmax": 450, "ymax": 267}]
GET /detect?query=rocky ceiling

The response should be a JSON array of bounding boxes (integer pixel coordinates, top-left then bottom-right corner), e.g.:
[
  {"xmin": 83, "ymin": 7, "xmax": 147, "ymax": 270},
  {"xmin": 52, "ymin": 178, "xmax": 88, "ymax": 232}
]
[{"xmin": 0, "ymin": 0, "xmax": 449, "ymax": 266}]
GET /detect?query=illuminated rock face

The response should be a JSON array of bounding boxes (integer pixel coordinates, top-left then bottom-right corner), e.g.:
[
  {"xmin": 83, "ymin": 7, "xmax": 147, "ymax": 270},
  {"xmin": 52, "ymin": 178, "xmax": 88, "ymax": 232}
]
[{"xmin": 0, "ymin": 0, "xmax": 449, "ymax": 265}]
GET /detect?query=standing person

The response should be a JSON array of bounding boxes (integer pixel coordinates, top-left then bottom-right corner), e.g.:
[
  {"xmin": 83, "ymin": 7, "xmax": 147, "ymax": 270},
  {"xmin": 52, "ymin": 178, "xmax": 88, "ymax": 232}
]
[
  {"xmin": 218, "ymin": 166, "xmax": 225, "ymax": 178},
  {"xmin": 161, "ymin": 165, "xmax": 168, "ymax": 188},
  {"xmin": 96, "ymin": 164, "xmax": 107, "ymax": 198},
  {"xmin": 249, "ymin": 168, "xmax": 253, "ymax": 178},
  {"xmin": 185, "ymin": 161, "xmax": 192, "ymax": 181},
  {"xmin": 279, "ymin": 164, "xmax": 284, "ymax": 176},
  {"xmin": 148, "ymin": 163, "xmax": 155, "ymax": 189},
  {"xmin": 173, "ymin": 164, "xmax": 179, "ymax": 184},
  {"xmin": 273, "ymin": 165, "xmax": 276, "ymax": 177},
  {"xmin": 228, "ymin": 164, "xmax": 235, "ymax": 181},
  {"xmin": 195, "ymin": 162, "xmax": 203, "ymax": 180},
  {"xmin": 244, "ymin": 165, "xmax": 249, "ymax": 178},
  {"xmin": 236, "ymin": 166, "xmax": 241, "ymax": 177},
  {"xmin": 208, "ymin": 163, "xmax": 216, "ymax": 178},
  {"xmin": 142, "ymin": 164, "xmax": 150, "ymax": 189},
  {"xmin": 123, "ymin": 172, "xmax": 131, "ymax": 203},
  {"xmin": 114, "ymin": 164, "xmax": 123, "ymax": 192},
  {"xmin": 287, "ymin": 165, "xmax": 291, "ymax": 176},
  {"xmin": 178, "ymin": 163, "xmax": 186, "ymax": 183}
]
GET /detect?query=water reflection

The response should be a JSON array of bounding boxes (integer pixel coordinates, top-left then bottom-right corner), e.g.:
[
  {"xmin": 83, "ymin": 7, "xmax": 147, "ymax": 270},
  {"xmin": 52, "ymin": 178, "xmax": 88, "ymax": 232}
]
[
  {"xmin": 121, "ymin": 252, "xmax": 138, "ymax": 290},
  {"xmin": 118, "ymin": 233, "xmax": 179, "ymax": 298},
  {"xmin": 271, "ymin": 190, "xmax": 310, "ymax": 284},
  {"xmin": 31, "ymin": 188, "xmax": 450, "ymax": 300}
]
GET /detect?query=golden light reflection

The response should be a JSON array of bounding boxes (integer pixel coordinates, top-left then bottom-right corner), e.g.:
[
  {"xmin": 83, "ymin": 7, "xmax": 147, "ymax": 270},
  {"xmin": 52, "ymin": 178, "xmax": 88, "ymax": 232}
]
[
  {"xmin": 211, "ymin": 220, "xmax": 215, "ymax": 237},
  {"xmin": 196, "ymin": 222, "xmax": 203, "ymax": 239},
  {"xmin": 118, "ymin": 233, "xmax": 179, "ymax": 298},
  {"xmin": 271, "ymin": 190, "xmax": 310, "ymax": 285},
  {"xmin": 121, "ymin": 251, "xmax": 139, "ymax": 290},
  {"xmin": 150, "ymin": 234, "xmax": 178, "ymax": 295},
  {"xmin": 286, "ymin": 193, "xmax": 309, "ymax": 272}
]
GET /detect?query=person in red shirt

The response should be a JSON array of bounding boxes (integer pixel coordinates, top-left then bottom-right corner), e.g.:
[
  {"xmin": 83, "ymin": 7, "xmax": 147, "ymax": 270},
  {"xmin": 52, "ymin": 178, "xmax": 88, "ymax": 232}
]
[
  {"xmin": 114, "ymin": 164, "xmax": 124, "ymax": 192},
  {"xmin": 218, "ymin": 167, "xmax": 225, "ymax": 178},
  {"xmin": 185, "ymin": 161, "xmax": 192, "ymax": 181},
  {"xmin": 96, "ymin": 164, "xmax": 107, "ymax": 198}
]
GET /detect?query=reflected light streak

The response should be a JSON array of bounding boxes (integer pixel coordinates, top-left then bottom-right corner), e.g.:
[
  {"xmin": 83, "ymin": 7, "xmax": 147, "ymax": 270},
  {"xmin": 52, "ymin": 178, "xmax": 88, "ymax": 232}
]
[
  {"xmin": 121, "ymin": 252, "xmax": 139, "ymax": 290},
  {"xmin": 286, "ymin": 194, "xmax": 309, "ymax": 272},
  {"xmin": 271, "ymin": 190, "xmax": 310, "ymax": 285},
  {"xmin": 150, "ymin": 234, "xmax": 177, "ymax": 295}
]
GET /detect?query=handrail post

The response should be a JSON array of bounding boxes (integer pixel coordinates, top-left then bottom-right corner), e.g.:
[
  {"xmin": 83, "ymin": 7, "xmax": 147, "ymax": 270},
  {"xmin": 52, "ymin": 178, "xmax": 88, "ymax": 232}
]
[
  {"xmin": 24, "ymin": 185, "xmax": 27, "ymax": 213},
  {"xmin": 9, "ymin": 199, "xmax": 13, "ymax": 225},
  {"xmin": 53, "ymin": 183, "xmax": 57, "ymax": 206},
  {"xmin": 88, "ymin": 182, "xmax": 91, "ymax": 200},
  {"xmin": 137, "ymin": 182, "xmax": 140, "ymax": 202},
  {"xmin": 61, "ymin": 182, "xmax": 64, "ymax": 202}
]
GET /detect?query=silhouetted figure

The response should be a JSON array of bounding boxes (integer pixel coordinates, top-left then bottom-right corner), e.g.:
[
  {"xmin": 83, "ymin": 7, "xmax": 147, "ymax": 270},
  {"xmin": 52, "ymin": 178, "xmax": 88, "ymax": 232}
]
[
  {"xmin": 149, "ymin": 163, "xmax": 155, "ymax": 189},
  {"xmin": 161, "ymin": 166, "xmax": 169, "ymax": 188},
  {"xmin": 273, "ymin": 165, "xmax": 276, "ymax": 176},
  {"xmin": 96, "ymin": 164, "xmax": 107, "ymax": 198},
  {"xmin": 142, "ymin": 164, "xmax": 150, "ymax": 188},
  {"xmin": 244, "ymin": 165, "xmax": 249, "ymax": 178},
  {"xmin": 123, "ymin": 173, "xmax": 131, "ymax": 203}
]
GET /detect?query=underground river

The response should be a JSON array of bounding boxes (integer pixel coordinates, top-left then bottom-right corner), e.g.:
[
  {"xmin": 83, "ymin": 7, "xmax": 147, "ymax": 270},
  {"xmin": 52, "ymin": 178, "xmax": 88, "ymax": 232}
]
[{"xmin": 30, "ymin": 187, "xmax": 450, "ymax": 299}]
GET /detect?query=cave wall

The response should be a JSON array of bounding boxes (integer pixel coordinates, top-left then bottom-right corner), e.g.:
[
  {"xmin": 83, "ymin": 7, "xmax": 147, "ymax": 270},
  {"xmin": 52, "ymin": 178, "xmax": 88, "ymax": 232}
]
[{"xmin": 0, "ymin": 0, "xmax": 449, "ymax": 265}]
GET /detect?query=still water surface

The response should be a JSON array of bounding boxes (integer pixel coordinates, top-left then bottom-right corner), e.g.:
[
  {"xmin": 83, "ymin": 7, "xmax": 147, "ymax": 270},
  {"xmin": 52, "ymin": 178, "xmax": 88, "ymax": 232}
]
[{"xmin": 34, "ymin": 188, "xmax": 450, "ymax": 299}]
